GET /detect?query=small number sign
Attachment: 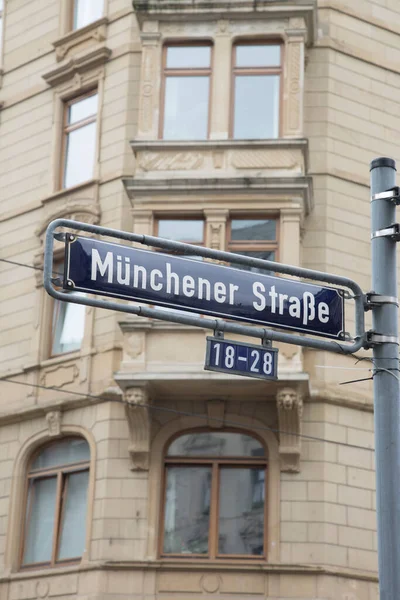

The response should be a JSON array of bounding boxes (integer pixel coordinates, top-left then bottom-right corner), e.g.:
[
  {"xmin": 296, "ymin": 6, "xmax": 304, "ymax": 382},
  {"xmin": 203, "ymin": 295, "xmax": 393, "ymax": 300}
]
[{"xmin": 204, "ymin": 337, "xmax": 278, "ymax": 381}]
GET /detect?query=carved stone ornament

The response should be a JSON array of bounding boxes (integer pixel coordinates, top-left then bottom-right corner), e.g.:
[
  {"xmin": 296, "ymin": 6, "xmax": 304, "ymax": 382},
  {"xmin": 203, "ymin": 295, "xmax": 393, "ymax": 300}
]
[
  {"xmin": 45, "ymin": 410, "xmax": 62, "ymax": 437},
  {"xmin": 42, "ymin": 46, "xmax": 111, "ymax": 87},
  {"xmin": 207, "ymin": 400, "xmax": 225, "ymax": 429},
  {"xmin": 276, "ymin": 387, "xmax": 303, "ymax": 472},
  {"xmin": 124, "ymin": 387, "xmax": 151, "ymax": 471}
]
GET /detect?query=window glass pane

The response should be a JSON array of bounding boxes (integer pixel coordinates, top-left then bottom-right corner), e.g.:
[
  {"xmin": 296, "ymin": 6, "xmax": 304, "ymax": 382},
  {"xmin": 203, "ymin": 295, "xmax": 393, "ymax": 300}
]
[
  {"xmin": 163, "ymin": 466, "xmax": 211, "ymax": 554},
  {"xmin": 64, "ymin": 121, "xmax": 97, "ymax": 187},
  {"xmin": 58, "ymin": 471, "xmax": 89, "ymax": 560},
  {"xmin": 230, "ymin": 250, "xmax": 275, "ymax": 275},
  {"xmin": 31, "ymin": 438, "xmax": 90, "ymax": 471},
  {"xmin": 74, "ymin": 0, "xmax": 104, "ymax": 30},
  {"xmin": 158, "ymin": 220, "xmax": 204, "ymax": 242},
  {"xmin": 163, "ymin": 76, "xmax": 209, "ymax": 140},
  {"xmin": 234, "ymin": 75, "xmax": 279, "ymax": 139},
  {"xmin": 218, "ymin": 467, "xmax": 264, "ymax": 555},
  {"xmin": 167, "ymin": 432, "xmax": 265, "ymax": 457},
  {"xmin": 231, "ymin": 219, "xmax": 276, "ymax": 241},
  {"xmin": 52, "ymin": 297, "xmax": 86, "ymax": 355},
  {"xmin": 23, "ymin": 477, "xmax": 57, "ymax": 564},
  {"xmin": 236, "ymin": 45, "xmax": 280, "ymax": 67},
  {"xmin": 68, "ymin": 93, "xmax": 98, "ymax": 125},
  {"xmin": 167, "ymin": 46, "xmax": 211, "ymax": 69}
]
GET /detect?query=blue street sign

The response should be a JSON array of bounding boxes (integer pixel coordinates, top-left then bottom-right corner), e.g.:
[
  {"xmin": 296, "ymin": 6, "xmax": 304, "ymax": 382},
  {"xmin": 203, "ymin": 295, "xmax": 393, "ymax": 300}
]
[
  {"xmin": 205, "ymin": 337, "xmax": 278, "ymax": 381},
  {"xmin": 64, "ymin": 236, "xmax": 345, "ymax": 339}
]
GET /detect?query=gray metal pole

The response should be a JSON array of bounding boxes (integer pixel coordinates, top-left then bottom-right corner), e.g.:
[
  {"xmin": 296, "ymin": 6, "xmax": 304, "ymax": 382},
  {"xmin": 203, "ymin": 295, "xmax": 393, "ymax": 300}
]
[{"xmin": 370, "ymin": 157, "xmax": 400, "ymax": 599}]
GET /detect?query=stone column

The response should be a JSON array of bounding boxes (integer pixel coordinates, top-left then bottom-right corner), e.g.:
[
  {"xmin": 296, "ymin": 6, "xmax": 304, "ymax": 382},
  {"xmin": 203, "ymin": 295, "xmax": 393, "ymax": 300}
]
[
  {"xmin": 209, "ymin": 20, "xmax": 232, "ymax": 140},
  {"xmin": 137, "ymin": 22, "xmax": 162, "ymax": 140},
  {"xmin": 283, "ymin": 18, "xmax": 307, "ymax": 138},
  {"xmin": 279, "ymin": 208, "xmax": 301, "ymax": 266}
]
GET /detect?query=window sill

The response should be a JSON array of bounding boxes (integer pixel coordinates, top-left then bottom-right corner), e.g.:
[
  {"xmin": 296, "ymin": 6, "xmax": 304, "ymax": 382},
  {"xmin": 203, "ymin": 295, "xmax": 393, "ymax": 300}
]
[
  {"xmin": 41, "ymin": 179, "xmax": 99, "ymax": 206},
  {"xmin": 53, "ymin": 17, "xmax": 109, "ymax": 62}
]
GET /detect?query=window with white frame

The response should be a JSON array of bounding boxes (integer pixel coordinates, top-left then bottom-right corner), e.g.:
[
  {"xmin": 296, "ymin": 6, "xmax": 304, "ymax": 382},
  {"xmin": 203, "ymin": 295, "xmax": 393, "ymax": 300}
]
[{"xmin": 62, "ymin": 91, "xmax": 98, "ymax": 189}]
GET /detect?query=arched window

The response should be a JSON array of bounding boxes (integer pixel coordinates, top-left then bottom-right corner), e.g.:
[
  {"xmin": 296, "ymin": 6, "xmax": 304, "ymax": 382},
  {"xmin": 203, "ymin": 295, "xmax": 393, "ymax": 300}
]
[
  {"xmin": 161, "ymin": 431, "xmax": 267, "ymax": 559},
  {"xmin": 21, "ymin": 437, "xmax": 90, "ymax": 568}
]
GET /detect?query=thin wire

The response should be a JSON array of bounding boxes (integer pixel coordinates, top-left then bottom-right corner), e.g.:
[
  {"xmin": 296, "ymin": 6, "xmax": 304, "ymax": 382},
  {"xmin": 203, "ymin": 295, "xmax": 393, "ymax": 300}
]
[
  {"xmin": 2, "ymin": 377, "xmax": 375, "ymax": 452},
  {"xmin": 0, "ymin": 258, "xmax": 62, "ymax": 276},
  {"xmin": 0, "ymin": 257, "xmax": 376, "ymax": 451}
]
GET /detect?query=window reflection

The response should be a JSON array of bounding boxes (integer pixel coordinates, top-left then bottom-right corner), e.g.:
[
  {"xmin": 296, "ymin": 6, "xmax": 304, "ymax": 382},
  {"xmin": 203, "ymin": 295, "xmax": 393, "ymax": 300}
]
[
  {"xmin": 73, "ymin": 0, "xmax": 104, "ymax": 30},
  {"xmin": 162, "ymin": 431, "xmax": 267, "ymax": 559},
  {"xmin": 162, "ymin": 44, "xmax": 212, "ymax": 140},
  {"xmin": 22, "ymin": 438, "xmax": 90, "ymax": 567},
  {"xmin": 218, "ymin": 468, "xmax": 264, "ymax": 555},
  {"xmin": 63, "ymin": 92, "xmax": 98, "ymax": 189},
  {"xmin": 164, "ymin": 466, "xmax": 211, "ymax": 554},
  {"xmin": 232, "ymin": 43, "xmax": 281, "ymax": 140},
  {"xmin": 52, "ymin": 296, "xmax": 86, "ymax": 355}
]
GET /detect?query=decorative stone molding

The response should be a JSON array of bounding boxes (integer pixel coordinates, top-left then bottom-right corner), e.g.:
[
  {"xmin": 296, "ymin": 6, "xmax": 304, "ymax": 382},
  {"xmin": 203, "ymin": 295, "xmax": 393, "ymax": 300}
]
[
  {"xmin": 133, "ymin": 1, "xmax": 316, "ymax": 43},
  {"xmin": 35, "ymin": 202, "xmax": 101, "ymax": 239},
  {"xmin": 40, "ymin": 364, "xmax": 79, "ymax": 389},
  {"xmin": 125, "ymin": 386, "xmax": 151, "ymax": 471},
  {"xmin": 276, "ymin": 387, "xmax": 303, "ymax": 472},
  {"xmin": 207, "ymin": 400, "xmax": 225, "ymax": 428},
  {"xmin": 45, "ymin": 410, "xmax": 62, "ymax": 437},
  {"xmin": 42, "ymin": 46, "xmax": 111, "ymax": 88},
  {"xmin": 53, "ymin": 17, "xmax": 108, "ymax": 62}
]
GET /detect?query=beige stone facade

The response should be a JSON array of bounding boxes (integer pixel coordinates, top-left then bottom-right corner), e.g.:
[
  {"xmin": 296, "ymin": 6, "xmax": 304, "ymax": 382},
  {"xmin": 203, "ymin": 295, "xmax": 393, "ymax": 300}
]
[{"xmin": 1, "ymin": 0, "xmax": 398, "ymax": 598}]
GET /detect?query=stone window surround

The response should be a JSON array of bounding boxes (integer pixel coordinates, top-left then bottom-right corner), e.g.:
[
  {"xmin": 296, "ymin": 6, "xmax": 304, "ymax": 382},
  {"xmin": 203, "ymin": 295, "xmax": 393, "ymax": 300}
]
[
  {"xmin": 131, "ymin": 203, "xmax": 302, "ymax": 268},
  {"xmin": 4, "ymin": 424, "xmax": 97, "ymax": 575},
  {"xmin": 122, "ymin": 392, "xmax": 282, "ymax": 563},
  {"xmin": 44, "ymin": 68, "xmax": 105, "ymax": 196},
  {"xmin": 136, "ymin": 16, "xmax": 308, "ymax": 142},
  {"xmin": 31, "ymin": 200, "xmax": 100, "ymax": 368}
]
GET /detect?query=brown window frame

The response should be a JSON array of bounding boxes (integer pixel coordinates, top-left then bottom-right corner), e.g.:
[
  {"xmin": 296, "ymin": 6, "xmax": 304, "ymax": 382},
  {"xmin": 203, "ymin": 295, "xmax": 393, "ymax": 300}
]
[
  {"xmin": 227, "ymin": 214, "xmax": 280, "ymax": 263},
  {"xmin": 20, "ymin": 438, "xmax": 90, "ymax": 570},
  {"xmin": 60, "ymin": 89, "xmax": 98, "ymax": 190},
  {"xmin": 230, "ymin": 40, "xmax": 283, "ymax": 139},
  {"xmin": 155, "ymin": 215, "xmax": 206, "ymax": 250},
  {"xmin": 159, "ymin": 429, "xmax": 268, "ymax": 560},
  {"xmin": 159, "ymin": 41, "xmax": 213, "ymax": 140}
]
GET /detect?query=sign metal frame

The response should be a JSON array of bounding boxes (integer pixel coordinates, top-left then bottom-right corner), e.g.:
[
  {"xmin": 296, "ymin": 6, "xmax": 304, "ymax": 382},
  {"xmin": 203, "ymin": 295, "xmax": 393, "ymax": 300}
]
[{"xmin": 44, "ymin": 219, "xmax": 366, "ymax": 355}]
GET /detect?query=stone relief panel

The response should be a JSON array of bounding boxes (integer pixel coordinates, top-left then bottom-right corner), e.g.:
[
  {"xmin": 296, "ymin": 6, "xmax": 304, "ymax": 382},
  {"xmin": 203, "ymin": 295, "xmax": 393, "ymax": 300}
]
[
  {"xmin": 40, "ymin": 364, "xmax": 79, "ymax": 389},
  {"xmin": 230, "ymin": 149, "xmax": 303, "ymax": 172},
  {"xmin": 138, "ymin": 151, "xmax": 206, "ymax": 172}
]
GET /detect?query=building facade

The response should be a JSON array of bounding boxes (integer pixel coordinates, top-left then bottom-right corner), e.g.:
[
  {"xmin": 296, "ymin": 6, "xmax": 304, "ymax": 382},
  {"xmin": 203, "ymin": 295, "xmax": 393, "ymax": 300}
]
[{"xmin": 1, "ymin": 0, "xmax": 398, "ymax": 598}]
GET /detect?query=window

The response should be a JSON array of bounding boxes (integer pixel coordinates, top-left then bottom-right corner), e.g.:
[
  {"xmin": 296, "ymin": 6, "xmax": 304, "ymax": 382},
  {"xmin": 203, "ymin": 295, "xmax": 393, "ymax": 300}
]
[
  {"xmin": 161, "ymin": 431, "xmax": 267, "ymax": 558},
  {"xmin": 157, "ymin": 218, "xmax": 205, "ymax": 255},
  {"xmin": 51, "ymin": 261, "xmax": 86, "ymax": 355},
  {"xmin": 21, "ymin": 438, "xmax": 90, "ymax": 568},
  {"xmin": 62, "ymin": 91, "xmax": 98, "ymax": 189},
  {"xmin": 161, "ymin": 43, "xmax": 212, "ymax": 140},
  {"xmin": 155, "ymin": 218, "xmax": 205, "ymax": 314},
  {"xmin": 232, "ymin": 42, "xmax": 282, "ymax": 139},
  {"xmin": 72, "ymin": 0, "xmax": 104, "ymax": 30},
  {"xmin": 227, "ymin": 217, "xmax": 278, "ymax": 274}
]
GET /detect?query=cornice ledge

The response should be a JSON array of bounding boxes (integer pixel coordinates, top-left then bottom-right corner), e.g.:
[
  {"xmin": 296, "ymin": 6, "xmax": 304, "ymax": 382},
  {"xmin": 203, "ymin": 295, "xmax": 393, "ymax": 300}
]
[
  {"xmin": 133, "ymin": 1, "xmax": 317, "ymax": 43},
  {"xmin": 52, "ymin": 17, "xmax": 109, "ymax": 62},
  {"xmin": 42, "ymin": 46, "xmax": 112, "ymax": 87},
  {"xmin": 131, "ymin": 139, "xmax": 309, "ymax": 152},
  {"xmin": 123, "ymin": 175, "xmax": 314, "ymax": 214}
]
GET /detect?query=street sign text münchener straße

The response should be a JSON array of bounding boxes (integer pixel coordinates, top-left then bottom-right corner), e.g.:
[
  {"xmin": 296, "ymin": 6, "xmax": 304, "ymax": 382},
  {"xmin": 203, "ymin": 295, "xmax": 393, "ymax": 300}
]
[{"xmin": 64, "ymin": 236, "xmax": 345, "ymax": 339}]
